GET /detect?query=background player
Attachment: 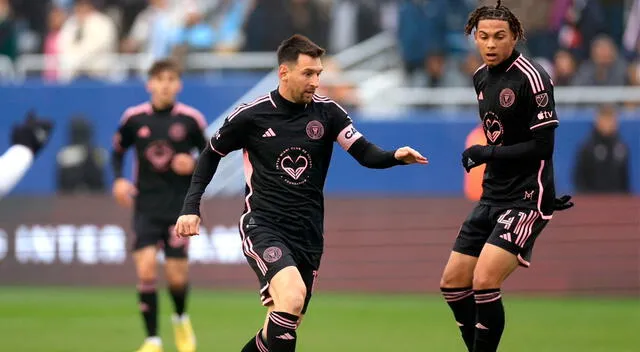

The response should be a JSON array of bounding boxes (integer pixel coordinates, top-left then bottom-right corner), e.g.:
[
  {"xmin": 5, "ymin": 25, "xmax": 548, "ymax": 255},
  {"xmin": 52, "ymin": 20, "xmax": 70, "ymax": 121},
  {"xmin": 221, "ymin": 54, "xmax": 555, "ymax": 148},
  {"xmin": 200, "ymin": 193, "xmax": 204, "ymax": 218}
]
[
  {"xmin": 111, "ymin": 59, "xmax": 207, "ymax": 352},
  {"xmin": 175, "ymin": 34, "xmax": 427, "ymax": 352},
  {"xmin": 439, "ymin": 2, "xmax": 574, "ymax": 352},
  {"xmin": 0, "ymin": 111, "xmax": 53, "ymax": 198}
]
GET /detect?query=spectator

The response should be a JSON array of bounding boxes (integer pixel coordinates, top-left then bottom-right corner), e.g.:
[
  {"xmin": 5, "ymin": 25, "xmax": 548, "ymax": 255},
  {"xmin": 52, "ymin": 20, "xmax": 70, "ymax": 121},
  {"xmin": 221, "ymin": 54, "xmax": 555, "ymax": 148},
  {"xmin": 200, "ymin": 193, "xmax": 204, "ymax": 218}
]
[
  {"xmin": 0, "ymin": 0, "xmax": 17, "ymax": 62},
  {"xmin": 573, "ymin": 104, "xmax": 630, "ymax": 194},
  {"xmin": 43, "ymin": 6, "xmax": 66, "ymax": 81},
  {"xmin": 552, "ymin": 49, "xmax": 578, "ymax": 86},
  {"xmin": 58, "ymin": 0, "xmax": 118, "ymax": 81},
  {"xmin": 56, "ymin": 115, "xmax": 106, "ymax": 194},
  {"xmin": 572, "ymin": 34, "xmax": 627, "ymax": 86}
]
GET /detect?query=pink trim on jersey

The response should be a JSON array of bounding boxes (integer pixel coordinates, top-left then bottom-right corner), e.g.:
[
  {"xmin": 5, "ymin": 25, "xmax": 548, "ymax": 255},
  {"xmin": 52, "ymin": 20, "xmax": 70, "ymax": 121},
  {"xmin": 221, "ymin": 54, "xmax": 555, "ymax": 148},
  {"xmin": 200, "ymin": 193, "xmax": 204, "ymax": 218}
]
[
  {"xmin": 312, "ymin": 94, "xmax": 349, "ymax": 115},
  {"xmin": 228, "ymin": 95, "xmax": 269, "ymax": 121},
  {"xmin": 255, "ymin": 333, "xmax": 268, "ymax": 352},
  {"xmin": 336, "ymin": 124, "xmax": 363, "ymax": 151},
  {"xmin": 517, "ymin": 254, "xmax": 531, "ymax": 267},
  {"xmin": 239, "ymin": 149, "xmax": 268, "ymax": 275},
  {"xmin": 474, "ymin": 63, "xmax": 487, "ymax": 75},
  {"xmin": 172, "ymin": 102, "xmax": 207, "ymax": 130},
  {"xmin": 530, "ymin": 120, "xmax": 558, "ymax": 130},
  {"xmin": 120, "ymin": 102, "xmax": 152, "ymax": 125},
  {"xmin": 537, "ymin": 160, "xmax": 553, "ymax": 220},
  {"xmin": 514, "ymin": 56, "xmax": 545, "ymax": 94},
  {"xmin": 209, "ymin": 139, "xmax": 227, "ymax": 156},
  {"xmin": 268, "ymin": 91, "xmax": 277, "ymax": 108}
]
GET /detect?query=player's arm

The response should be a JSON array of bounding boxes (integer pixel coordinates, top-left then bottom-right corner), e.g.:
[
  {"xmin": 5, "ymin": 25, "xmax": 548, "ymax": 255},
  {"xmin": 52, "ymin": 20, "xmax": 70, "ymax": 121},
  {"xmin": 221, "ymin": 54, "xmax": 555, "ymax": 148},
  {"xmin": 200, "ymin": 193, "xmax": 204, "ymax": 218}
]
[
  {"xmin": 177, "ymin": 112, "xmax": 249, "ymax": 236},
  {"xmin": 463, "ymin": 76, "xmax": 558, "ymax": 169},
  {"xmin": 0, "ymin": 115, "xmax": 54, "ymax": 198},
  {"xmin": 0, "ymin": 146, "xmax": 34, "ymax": 198},
  {"xmin": 330, "ymin": 104, "xmax": 426, "ymax": 167},
  {"xmin": 110, "ymin": 117, "xmax": 136, "ymax": 180},
  {"xmin": 111, "ymin": 113, "xmax": 138, "ymax": 208}
]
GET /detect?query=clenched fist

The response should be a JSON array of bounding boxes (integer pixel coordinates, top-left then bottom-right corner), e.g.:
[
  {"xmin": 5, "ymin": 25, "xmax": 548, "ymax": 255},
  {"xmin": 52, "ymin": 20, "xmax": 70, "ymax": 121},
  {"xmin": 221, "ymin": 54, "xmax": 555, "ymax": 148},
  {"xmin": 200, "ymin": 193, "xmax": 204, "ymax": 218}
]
[{"xmin": 176, "ymin": 214, "xmax": 201, "ymax": 238}]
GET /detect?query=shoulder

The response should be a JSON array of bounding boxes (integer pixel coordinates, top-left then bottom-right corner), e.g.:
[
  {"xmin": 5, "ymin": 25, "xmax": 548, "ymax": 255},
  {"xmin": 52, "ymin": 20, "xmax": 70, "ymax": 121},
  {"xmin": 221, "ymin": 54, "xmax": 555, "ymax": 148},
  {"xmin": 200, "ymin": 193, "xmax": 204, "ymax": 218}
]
[
  {"xmin": 120, "ymin": 102, "xmax": 152, "ymax": 126},
  {"xmin": 226, "ymin": 94, "xmax": 274, "ymax": 123},
  {"xmin": 510, "ymin": 54, "xmax": 552, "ymax": 94},
  {"xmin": 311, "ymin": 94, "xmax": 349, "ymax": 116},
  {"xmin": 173, "ymin": 102, "xmax": 207, "ymax": 130},
  {"xmin": 472, "ymin": 64, "xmax": 487, "ymax": 89}
]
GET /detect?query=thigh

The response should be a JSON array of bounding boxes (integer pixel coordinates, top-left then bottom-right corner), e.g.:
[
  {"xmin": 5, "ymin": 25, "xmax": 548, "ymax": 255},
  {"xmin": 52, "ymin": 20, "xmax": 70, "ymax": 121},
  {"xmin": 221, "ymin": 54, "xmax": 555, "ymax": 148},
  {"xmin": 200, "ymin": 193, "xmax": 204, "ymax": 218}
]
[
  {"xmin": 133, "ymin": 213, "xmax": 164, "ymax": 252},
  {"xmin": 487, "ymin": 208, "xmax": 549, "ymax": 268},
  {"xmin": 296, "ymin": 252, "xmax": 321, "ymax": 315},
  {"xmin": 453, "ymin": 204, "xmax": 494, "ymax": 258},
  {"xmin": 243, "ymin": 231, "xmax": 298, "ymax": 307},
  {"xmin": 440, "ymin": 251, "xmax": 478, "ymax": 288}
]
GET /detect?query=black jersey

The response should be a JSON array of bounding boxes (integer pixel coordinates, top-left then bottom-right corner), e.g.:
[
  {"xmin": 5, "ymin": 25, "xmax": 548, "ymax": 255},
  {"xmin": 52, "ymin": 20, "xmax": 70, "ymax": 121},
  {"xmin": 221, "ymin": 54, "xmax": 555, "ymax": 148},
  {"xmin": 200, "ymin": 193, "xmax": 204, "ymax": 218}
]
[
  {"xmin": 473, "ymin": 50, "xmax": 558, "ymax": 218},
  {"xmin": 210, "ymin": 90, "xmax": 363, "ymax": 253},
  {"xmin": 114, "ymin": 102, "xmax": 207, "ymax": 219}
]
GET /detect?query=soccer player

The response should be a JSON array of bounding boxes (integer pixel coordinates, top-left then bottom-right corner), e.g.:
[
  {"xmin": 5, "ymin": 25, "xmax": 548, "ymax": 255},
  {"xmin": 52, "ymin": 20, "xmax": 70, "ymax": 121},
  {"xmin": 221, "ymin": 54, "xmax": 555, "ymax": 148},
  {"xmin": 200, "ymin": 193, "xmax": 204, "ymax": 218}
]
[
  {"xmin": 111, "ymin": 59, "xmax": 207, "ymax": 352},
  {"xmin": 0, "ymin": 113, "xmax": 53, "ymax": 198},
  {"xmin": 175, "ymin": 34, "xmax": 427, "ymax": 352},
  {"xmin": 439, "ymin": 2, "xmax": 574, "ymax": 351}
]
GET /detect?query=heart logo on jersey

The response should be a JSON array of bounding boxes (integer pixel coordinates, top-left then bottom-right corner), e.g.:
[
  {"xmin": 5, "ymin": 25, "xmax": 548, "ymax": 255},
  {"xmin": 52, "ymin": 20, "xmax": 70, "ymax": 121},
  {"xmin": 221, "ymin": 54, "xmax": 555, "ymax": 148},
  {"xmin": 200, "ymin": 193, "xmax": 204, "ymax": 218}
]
[
  {"xmin": 144, "ymin": 140, "xmax": 175, "ymax": 172},
  {"xmin": 483, "ymin": 113, "xmax": 503, "ymax": 144},
  {"xmin": 280, "ymin": 155, "xmax": 309, "ymax": 180}
]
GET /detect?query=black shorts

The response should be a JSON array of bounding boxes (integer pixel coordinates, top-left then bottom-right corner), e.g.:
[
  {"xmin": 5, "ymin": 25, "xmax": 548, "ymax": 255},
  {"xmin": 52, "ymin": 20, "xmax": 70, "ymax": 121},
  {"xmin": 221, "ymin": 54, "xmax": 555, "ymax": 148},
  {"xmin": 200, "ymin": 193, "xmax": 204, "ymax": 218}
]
[
  {"xmin": 241, "ymin": 229, "xmax": 320, "ymax": 315},
  {"xmin": 133, "ymin": 213, "xmax": 189, "ymax": 259},
  {"xmin": 453, "ymin": 204, "xmax": 549, "ymax": 267}
]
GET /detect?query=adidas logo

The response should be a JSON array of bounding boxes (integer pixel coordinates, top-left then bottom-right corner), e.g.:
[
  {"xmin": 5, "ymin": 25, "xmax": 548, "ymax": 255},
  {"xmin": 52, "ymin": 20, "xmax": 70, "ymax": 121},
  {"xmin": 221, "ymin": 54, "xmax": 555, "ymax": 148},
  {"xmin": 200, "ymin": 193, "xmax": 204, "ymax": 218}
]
[
  {"xmin": 500, "ymin": 232, "xmax": 512, "ymax": 242},
  {"xmin": 276, "ymin": 333, "xmax": 295, "ymax": 340},
  {"xmin": 262, "ymin": 128, "xmax": 276, "ymax": 138},
  {"xmin": 467, "ymin": 157, "xmax": 475, "ymax": 166}
]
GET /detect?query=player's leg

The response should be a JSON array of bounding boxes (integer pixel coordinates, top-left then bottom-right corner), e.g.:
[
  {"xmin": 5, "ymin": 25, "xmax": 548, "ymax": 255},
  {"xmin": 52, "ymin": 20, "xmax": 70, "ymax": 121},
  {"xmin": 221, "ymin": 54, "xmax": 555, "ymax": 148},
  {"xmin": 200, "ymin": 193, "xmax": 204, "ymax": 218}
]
[
  {"xmin": 440, "ymin": 204, "xmax": 493, "ymax": 351},
  {"xmin": 132, "ymin": 215, "xmax": 163, "ymax": 352},
  {"xmin": 240, "ymin": 233, "xmax": 303, "ymax": 352},
  {"xmin": 164, "ymin": 226, "xmax": 195, "ymax": 352},
  {"xmin": 472, "ymin": 208, "xmax": 548, "ymax": 352}
]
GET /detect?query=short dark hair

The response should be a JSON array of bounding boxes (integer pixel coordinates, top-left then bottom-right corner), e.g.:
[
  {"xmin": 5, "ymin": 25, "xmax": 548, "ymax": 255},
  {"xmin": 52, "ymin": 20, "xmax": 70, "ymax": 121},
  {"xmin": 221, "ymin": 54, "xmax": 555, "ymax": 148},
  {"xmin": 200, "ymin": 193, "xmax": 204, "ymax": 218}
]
[
  {"xmin": 147, "ymin": 59, "xmax": 182, "ymax": 78},
  {"xmin": 276, "ymin": 34, "xmax": 326, "ymax": 65},
  {"xmin": 465, "ymin": 0, "xmax": 525, "ymax": 41}
]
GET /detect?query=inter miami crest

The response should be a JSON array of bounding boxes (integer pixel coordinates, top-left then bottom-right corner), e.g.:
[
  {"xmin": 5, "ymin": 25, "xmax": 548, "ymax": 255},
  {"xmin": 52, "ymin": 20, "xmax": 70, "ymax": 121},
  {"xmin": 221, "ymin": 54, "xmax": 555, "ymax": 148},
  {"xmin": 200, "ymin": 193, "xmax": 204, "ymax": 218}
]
[{"xmin": 499, "ymin": 88, "xmax": 515, "ymax": 108}]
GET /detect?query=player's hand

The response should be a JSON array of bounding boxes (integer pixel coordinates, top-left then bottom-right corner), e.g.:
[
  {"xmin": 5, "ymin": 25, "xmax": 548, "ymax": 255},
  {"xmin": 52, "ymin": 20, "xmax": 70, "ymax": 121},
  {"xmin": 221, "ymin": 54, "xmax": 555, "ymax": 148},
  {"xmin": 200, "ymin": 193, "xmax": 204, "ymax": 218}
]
[
  {"xmin": 461, "ymin": 145, "xmax": 494, "ymax": 172},
  {"xmin": 11, "ymin": 111, "xmax": 54, "ymax": 155},
  {"xmin": 176, "ymin": 214, "xmax": 201, "ymax": 237},
  {"xmin": 112, "ymin": 178, "xmax": 137, "ymax": 208},
  {"xmin": 394, "ymin": 146, "xmax": 428, "ymax": 164},
  {"xmin": 553, "ymin": 195, "xmax": 574, "ymax": 211},
  {"xmin": 171, "ymin": 153, "xmax": 196, "ymax": 175}
]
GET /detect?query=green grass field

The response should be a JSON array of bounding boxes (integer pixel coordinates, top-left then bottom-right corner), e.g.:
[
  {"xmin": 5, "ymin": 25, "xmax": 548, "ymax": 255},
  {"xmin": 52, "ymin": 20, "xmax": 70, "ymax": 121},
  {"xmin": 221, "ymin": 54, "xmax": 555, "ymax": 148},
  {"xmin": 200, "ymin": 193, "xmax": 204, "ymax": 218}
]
[{"xmin": 0, "ymin": 287, "xmax": 637, "ymax": 351}]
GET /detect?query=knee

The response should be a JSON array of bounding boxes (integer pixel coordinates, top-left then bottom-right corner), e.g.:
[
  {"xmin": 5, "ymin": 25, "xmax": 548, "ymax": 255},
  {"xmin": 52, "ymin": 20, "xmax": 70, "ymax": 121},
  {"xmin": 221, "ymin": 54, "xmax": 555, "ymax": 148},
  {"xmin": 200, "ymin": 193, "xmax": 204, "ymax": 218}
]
[
  {"xmin": 440, "ymin": 267, "xmax": 473, "ymax": 289},
  {"xmin": 472, "ymin": 270, "xmax": 501, "ymax": 290},
  {"xmin": 277, "ymin": 286, "xmax": 307, "ymax": 315}
]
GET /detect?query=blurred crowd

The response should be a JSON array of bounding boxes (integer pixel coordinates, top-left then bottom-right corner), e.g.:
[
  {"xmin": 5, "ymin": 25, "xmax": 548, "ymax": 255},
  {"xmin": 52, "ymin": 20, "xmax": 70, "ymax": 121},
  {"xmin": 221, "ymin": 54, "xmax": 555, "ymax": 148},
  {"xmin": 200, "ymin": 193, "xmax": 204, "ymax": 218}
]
[
  {"xmin": 399, "ymin": 0, "xmax": 640, "ymax": 88},
  {"xmin": 0, "ymin": 0, "xmax": 392, "ymax": 81},
  {"xmin": 1, "ymin": 0, "xmax": 639, "ymax": 88}
]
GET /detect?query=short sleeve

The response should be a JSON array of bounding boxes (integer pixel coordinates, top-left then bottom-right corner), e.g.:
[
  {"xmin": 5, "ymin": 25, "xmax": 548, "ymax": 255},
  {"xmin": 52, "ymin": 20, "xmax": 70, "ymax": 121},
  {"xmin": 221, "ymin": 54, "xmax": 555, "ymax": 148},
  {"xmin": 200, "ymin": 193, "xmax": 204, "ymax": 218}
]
[
  {"xmin": 519, "ymin": 60, "xmax": 559, "ymax": 131},
  {"xmin": 325, "ymin": 99, "xmax": 363, "ymax": 151},
  {"xmin": 112, "ymin": 110, "xmax": 137, "ymax": 152},
  {"xmin": 209, "ymin": 111, "xmax": 250, "ymax": 156}
]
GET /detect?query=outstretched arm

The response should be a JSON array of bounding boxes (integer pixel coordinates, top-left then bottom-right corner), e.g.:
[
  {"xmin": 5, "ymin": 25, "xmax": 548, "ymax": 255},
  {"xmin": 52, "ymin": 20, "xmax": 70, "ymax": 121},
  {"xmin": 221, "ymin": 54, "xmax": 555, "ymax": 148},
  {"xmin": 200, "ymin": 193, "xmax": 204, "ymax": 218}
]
[
  {"xmin": 0, "ymin": 146, "xmax": 34, "ymax": 198},
  {"xmin": 347, "ymin": 137, "xmax": 427, "ymax": 168}
]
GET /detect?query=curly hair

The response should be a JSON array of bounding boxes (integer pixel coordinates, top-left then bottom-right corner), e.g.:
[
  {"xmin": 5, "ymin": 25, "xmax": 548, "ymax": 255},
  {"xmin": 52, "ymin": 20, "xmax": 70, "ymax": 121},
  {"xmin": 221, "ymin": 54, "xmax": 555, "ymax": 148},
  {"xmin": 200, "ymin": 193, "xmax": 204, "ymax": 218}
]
[{"xmin": 464, "ymin": 0, "xmax": 525, "ymax": 41}]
